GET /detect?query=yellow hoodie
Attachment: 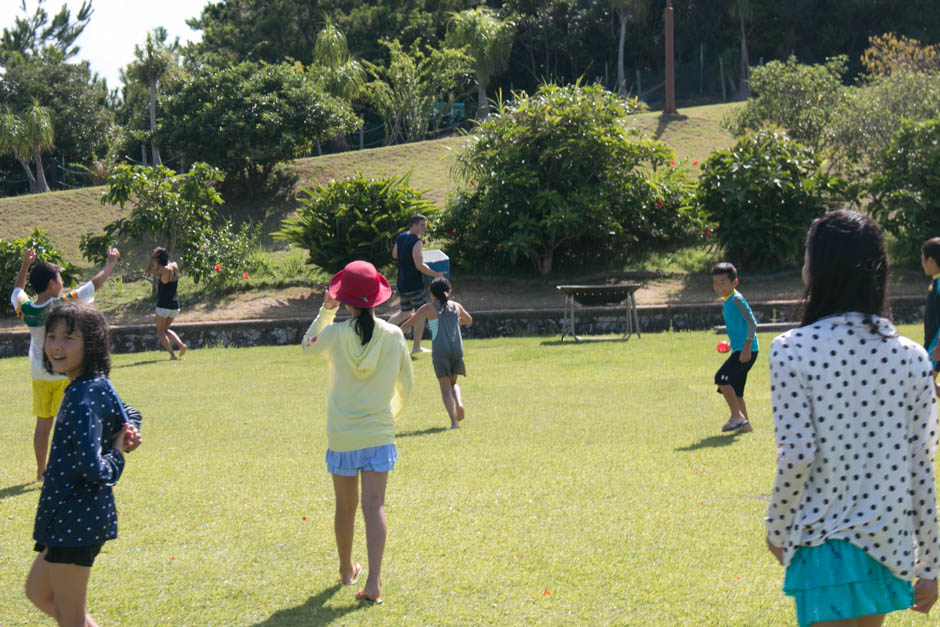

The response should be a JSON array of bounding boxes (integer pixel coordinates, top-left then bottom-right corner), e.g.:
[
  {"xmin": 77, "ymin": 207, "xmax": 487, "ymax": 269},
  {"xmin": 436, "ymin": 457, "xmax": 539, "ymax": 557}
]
[{"xmin": 302, "ymin": 306, "xmax": 414, "ymax": 452}]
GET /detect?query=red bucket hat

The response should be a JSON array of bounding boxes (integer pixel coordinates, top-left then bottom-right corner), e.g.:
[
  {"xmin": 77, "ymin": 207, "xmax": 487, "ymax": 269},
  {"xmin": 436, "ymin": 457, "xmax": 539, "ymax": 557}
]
[{"xmin": 328, "ymin": 260, "xmax": 392, "ymax": 308}]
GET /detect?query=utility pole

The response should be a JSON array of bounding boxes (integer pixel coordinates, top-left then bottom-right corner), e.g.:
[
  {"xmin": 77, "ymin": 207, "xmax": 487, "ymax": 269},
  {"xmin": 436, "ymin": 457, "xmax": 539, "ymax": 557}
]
[{"xmin": 663, "ymin": 0, "xmax": 678, "ymax": 116}]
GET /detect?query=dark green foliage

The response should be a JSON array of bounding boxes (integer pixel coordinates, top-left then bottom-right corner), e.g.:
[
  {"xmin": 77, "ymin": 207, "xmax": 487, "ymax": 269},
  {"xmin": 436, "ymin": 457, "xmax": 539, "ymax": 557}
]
[
  {"xmin": 277, "ymin": 172, "xmax": 436, "ymax": 272},
  {"xmin": 156, "ymin": 61, "xmax": 358, "ymax": 193},
  {"xmin": 725, "ymin": 56, "xmax": 847, "ymax": 152},
  {"xmin": 437, "ymin": 83, "xmax": 697, "ymax": 276},
  {"xmin": 1, "ymin": 227, "xmax": 79, "ymax": 312},
  {"xmin": 696, "ymin": 130, "xmax": 845, "ymax": 267},
  {"xmin": 869, "ymin": 117, "xmax": 940, "ymax": 261}
]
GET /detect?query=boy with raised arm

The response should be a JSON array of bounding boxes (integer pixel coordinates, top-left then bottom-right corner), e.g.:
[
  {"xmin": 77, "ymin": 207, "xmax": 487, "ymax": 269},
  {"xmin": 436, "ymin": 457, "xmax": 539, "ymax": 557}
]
[{"xmin": 11, "ymin": 246, "xmax": 120, "ymax": 481}]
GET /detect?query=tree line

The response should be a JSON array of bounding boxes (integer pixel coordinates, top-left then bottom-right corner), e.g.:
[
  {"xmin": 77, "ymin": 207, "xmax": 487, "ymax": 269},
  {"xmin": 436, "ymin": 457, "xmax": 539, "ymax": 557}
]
[{"xmin": 1, "ymin": 0, "xmax": 939, "ymax": 196}]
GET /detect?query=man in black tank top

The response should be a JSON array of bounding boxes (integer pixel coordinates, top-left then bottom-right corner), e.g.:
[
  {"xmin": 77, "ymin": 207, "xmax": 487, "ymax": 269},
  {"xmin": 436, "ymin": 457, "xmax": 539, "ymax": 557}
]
[{"xmin": 388, "ymin": 214, "xmax": 444, "ymax": 353}]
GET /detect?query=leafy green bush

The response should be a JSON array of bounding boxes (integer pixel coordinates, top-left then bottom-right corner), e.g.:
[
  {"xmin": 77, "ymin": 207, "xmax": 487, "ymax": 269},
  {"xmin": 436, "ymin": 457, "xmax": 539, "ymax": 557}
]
[
  {"xmin": 869, "ymin": 116, "xmax": 940, "ymax": 261},
  {"xmin": 724, "ymin": 56, "xmax": 847, "ymax": 152},
  {"xmin": 277, "ymin": 172, "xmax": 436, "ymax": 272},
  {"xmin": 697, "ymin": 130, "xmax": 845, "ymax": 267},
  {"xmin": 1, "ymin": 228, "xmax": 79, "ymax": 314},
  {"xmin": 81, "ymin": 163, "xmax": 260, "ymax": 290},
  {"xmin": 437, "ymin": 83, "xmax": 693, "ymax": 276}
]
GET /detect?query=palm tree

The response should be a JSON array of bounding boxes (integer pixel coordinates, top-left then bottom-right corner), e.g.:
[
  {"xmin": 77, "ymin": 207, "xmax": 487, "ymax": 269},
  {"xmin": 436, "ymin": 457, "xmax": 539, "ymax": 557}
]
[
  {"xmin": 0, "ymin": 106, "xmax": 39, "ymax": 191},
  {"xmin": 446, "ymin": 7, "xmax": 515, "ymax": 121},
  {"xmin": 312, "ymin": 19, "xmax": 366, "ymax": 151},
  {"xmin": 731, "ymin": 0, "xmax": 752, "ymax": 99},
  {"xmin": 21, "ymin": 101, "xmax": 55, "ymax": 193},
  {"xmin": 612, "ymin": 0, "xmax": 648, "ymax": 99},
  {"xmin": 127, "ymin": 28, "xmax": 178, "ymax": 166}
]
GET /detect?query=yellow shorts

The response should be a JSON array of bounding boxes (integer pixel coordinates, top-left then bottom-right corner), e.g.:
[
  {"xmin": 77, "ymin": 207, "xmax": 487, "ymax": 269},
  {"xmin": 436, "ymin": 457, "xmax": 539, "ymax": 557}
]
[{"xmin": 32, "ymin": 378, "xmax": 69, "ymax": 419}]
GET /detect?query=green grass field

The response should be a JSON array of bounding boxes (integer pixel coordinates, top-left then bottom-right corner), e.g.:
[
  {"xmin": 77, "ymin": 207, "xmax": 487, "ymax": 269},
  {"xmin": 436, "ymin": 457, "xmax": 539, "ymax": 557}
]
[{"xmin": 1, "ymin": 326, "xmax": 936, "ymax": 625}]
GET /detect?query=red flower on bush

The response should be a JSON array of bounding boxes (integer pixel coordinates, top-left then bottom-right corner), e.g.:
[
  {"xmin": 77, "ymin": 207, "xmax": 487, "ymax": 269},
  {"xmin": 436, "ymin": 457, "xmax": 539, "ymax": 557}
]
[
  {"xmin": 243, "ymin": 272, "xmax": 250, "ymax": 280},
  {"xmin": 692, "ymin": 160, "xmax": 699, "ymax": 166},
  {"xmin": 656, "ymin": 201, "xmax": 664, "ymax": 208},
  {"xmin": 670, "ymin": 160, "xmax": 676, "ymax": 166},
  {"xmin": 667, "ymin": 235, "xmax": 675, "ymax": 243},
  {"xmin": 448, "ymin": 230, "xmax": 456, "ymax": 236},
  {"xmin": 214, "ymin": 263, "xmax": 221, "ymax": 272},
  {"xmin": 704, "ymin": 229, "xmax": 712, "ymax": 237}
]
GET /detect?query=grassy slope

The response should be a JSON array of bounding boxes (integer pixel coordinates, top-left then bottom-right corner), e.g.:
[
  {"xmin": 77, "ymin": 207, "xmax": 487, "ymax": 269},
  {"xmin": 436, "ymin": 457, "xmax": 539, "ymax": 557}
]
[{"xmin": 0, "ymin": 103, "xmax": 738, "ymax": 266}]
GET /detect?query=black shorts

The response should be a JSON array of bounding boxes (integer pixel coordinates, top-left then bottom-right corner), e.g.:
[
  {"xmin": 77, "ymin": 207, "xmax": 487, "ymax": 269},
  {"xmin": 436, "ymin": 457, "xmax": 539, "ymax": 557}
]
[
  {"xmin": 34, "ymin": 542, "xmax": 104, "ymax": 567},
  {"xmin": 398, "ymin": 287, "xmax": 427, "ymax": 311},
  {"xmin": 714, "ymin": 350, "xmax": 758, "ymax": 397}
]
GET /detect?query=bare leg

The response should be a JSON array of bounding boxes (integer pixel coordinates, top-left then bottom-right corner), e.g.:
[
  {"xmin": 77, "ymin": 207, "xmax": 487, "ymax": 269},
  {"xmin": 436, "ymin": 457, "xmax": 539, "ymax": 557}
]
[
  {"xmin": 360, "ymin": 471, "xmax": 388, "ymax": 600},
  {"xmin": 452, "ymin": 376, "xmax": 464, "ymax": 422},
  {"xmin": 25, "ymin": 552, "xmax": 56, "ymax": 618},
  {"xmin": 718, "ymin": 384, "xmax": 743, "ymax": 420},
  {"xmin": 736, "ymin": 396, "xmax": 753, "ymax": 431},
  {"xmin": 155, "ymin": 315, "xmax": 176, "ymax": 359},
  {"xmin": 332, "ymin": 474, "xmax": 359, "ymax": 585},
  {"xmin": 48, "ymin": 560, "xmax": 95, "ymax": 626},
  {"xmin": 387, "ymin": 310, "xmax": 410, "ymax": 326},
  {"xmin": 34, "ymin": 417, "xmax": 53, "ymax": 481},
  {"xmin": 438, "ymin": 377, "xmax": 458, "ymax": 428},
  {"xmin": 411, "ymin": 317, "xmax": 427, "ymax": 353},
  {"xmin": 165, "ymin": 319, "xmax": 187, "ymax": 358}
]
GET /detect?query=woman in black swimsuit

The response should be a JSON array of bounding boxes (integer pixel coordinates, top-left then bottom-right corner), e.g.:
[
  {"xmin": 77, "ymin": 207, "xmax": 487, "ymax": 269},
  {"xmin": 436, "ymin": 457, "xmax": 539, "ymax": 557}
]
[{"xmin": 144, "ymin": 247, "xmax": 188, "ymax": 360}]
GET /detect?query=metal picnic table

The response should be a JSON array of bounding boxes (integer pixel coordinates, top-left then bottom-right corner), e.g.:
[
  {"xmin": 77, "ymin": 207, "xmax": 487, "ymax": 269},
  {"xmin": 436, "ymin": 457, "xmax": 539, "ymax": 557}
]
[{"xmin": 556, "ymin": 283, "xmax": 644, "ymax": 341}]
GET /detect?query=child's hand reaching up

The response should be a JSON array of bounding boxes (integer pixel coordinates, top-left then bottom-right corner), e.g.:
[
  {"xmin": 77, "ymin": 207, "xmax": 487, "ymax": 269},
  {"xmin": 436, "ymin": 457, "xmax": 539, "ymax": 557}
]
[
  {"xmin": 23, "ymin": 248, "xmax": 36, "ymax": 265},
  {"xmin": 323, "ymin": 292, "xmax": 339, "ymax": 309}
]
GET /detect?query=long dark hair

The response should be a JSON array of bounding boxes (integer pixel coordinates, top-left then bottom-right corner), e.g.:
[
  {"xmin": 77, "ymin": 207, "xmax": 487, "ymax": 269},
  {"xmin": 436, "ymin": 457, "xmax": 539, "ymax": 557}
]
[
  {"xmin": 800, "ymin": 209, "xmax": 889, "ymax": 332},
  {"xmin": 42, "ymin": 301, "xmax": 111, "ymax": 377},
  {"xmin": 154, "ymin": 247, "xmax": 169, "ymax": 267},
  {"xmin": 353, "ymin": 307, "xmax": 375, "ymax": 345},
  {"xmin": 430, "ymin": 277, "xmax": 451, "ymax": 312}
]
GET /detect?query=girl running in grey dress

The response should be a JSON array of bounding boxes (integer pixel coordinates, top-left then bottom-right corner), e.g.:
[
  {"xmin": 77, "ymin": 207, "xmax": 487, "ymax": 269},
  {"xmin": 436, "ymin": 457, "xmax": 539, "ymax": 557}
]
[{"xmin": 400, "ymin": 278, "xmax": 472, "ymax": 429}]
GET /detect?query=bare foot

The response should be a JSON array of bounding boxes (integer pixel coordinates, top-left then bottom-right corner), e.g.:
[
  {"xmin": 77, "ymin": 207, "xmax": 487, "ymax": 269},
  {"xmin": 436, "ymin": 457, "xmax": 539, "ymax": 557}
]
[
  {"xmin": 169, "ymin": 354, "xmax": 178, "ymax": 361},
  {"xmin": 36, "ymin": 469, "xmax": 45, "ymax": 483},
  {"xmin": 455, "ymin": 405, "xmax": 465, "ymax": 422},
  {"xmin": 450, "ymin": 421, "xmax": 459, "ymax": 429},
  {"xmin": 411, "ymin": 347, "xmax": 431, "ymax": 354},
  {"xmin": 178, "ymin": 345, "xmax": 188, "ymax": 358}
]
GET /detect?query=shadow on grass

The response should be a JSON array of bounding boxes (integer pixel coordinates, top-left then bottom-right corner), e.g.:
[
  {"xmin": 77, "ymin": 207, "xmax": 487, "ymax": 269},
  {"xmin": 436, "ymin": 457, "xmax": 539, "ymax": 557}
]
[
  {"xmin": 397, "ymin": 426, "xmax": 450, "ymax": 438},
  {"xmin": 0, "ymin": 481, "xmax": 37, "ymax": 500},
  {"xmin": 674, "ymin": 433, "xmax": 746, "ymax": 452},
  {"xmin": 252, "ymin": 583, "xmax": 366, "ymax": 625},
  {"xmin": 112, "ymin": 359, "xmax": 165, "ymax": 369},
  {"xmin": 539, "ymin": 337, "xmax": 629, "ymax": 346}
]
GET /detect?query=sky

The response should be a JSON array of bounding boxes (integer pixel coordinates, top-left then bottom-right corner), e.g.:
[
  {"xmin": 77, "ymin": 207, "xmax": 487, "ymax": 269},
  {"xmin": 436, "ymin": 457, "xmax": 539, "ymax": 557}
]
[{"xmin": 0, "ymin": 0, "xmax": 213, "ymax": 89}]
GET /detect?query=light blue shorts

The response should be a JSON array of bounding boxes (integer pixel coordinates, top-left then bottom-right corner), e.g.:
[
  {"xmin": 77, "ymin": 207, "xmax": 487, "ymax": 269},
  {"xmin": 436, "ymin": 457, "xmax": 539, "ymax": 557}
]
[
  {"xmin": 784, "ymin": 540, "xmax": 913, "ymax": 627},
  {"xmin": 326, "ymin": 444, "xmax": 397, "ymax": 476}
]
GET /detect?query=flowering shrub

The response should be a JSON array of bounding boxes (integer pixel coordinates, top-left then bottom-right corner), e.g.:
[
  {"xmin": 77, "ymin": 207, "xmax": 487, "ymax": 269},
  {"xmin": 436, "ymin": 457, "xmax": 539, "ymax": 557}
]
[{"xmin": 696, "ymin": 130, "xmax": 845, "ymax": 267}]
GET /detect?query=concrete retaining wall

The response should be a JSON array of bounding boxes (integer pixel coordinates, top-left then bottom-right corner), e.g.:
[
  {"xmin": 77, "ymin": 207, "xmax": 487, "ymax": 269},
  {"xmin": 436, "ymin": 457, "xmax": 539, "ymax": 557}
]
[{"xmin": 0, "ymin": 296, "xmax": 926, "ymax": 357}]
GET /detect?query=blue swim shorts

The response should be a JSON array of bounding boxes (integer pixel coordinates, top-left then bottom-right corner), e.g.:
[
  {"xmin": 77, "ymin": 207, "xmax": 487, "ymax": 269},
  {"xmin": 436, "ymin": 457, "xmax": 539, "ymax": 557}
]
[{"xmin": 326, "ymin": 444, "xmax": 398, "ymax": 476}]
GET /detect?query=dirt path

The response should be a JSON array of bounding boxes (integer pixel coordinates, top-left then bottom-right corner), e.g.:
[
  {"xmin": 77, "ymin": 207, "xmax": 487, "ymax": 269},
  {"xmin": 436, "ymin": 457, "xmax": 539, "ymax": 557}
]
[{"xmin": 5, "ymin": 267, "xmax": 915, "ymax": 329}]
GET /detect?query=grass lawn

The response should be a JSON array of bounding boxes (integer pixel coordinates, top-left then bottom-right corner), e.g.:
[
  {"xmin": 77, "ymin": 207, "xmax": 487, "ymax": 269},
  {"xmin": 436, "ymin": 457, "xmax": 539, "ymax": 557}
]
[{"xmin": 2, "ymin": 327, "xmax": 935, "ymax": 625}]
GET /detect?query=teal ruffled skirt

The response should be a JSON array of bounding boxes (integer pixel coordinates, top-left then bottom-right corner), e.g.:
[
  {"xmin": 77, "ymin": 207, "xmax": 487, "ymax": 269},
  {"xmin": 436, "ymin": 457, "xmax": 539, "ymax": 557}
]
[{"xmin": 784, "ymin": 540, "xmax": 913, "ymax": 627}]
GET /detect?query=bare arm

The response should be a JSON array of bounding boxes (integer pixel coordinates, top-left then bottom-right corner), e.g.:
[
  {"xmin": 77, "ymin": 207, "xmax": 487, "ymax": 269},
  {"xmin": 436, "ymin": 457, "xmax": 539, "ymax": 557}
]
[
  {"xmin": 411, "ymin": 240, "xmax": 442, "ymax": 278},
  {"xmin": 14, "ymin": 248, "xmax": 36, "ymax": 290},
  {"xmin": 456, "ymin": 302, "xmax": 472, "ymax": 325},
  {"xmin": 91, "ymin": 248, "xmax": 120, "ymax": 290},
  {"xmin": 400, "ymin": 303, "xmax": 433, "ymax": 333}
]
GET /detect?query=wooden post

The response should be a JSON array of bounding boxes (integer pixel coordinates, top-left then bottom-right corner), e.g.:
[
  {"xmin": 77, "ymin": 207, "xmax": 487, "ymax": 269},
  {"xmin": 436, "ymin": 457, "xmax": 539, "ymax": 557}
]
[
  {"xmin": 663, "ymin": 0, "xmax": 677, "ymax": 115},
  {"xmin": 359, "ymin": 118, "xmax": 364, "ymax": 150},
  {"xmin": 719, "ymin": 57, "xmax": 727, "ymax": 101}
]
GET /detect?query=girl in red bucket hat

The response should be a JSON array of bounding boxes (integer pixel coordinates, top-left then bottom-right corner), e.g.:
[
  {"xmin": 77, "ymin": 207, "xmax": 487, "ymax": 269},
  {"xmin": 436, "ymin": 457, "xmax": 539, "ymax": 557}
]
[{"xmin": 302, "ymin": 260, "xmax": 413, "ymax": 605}]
